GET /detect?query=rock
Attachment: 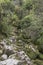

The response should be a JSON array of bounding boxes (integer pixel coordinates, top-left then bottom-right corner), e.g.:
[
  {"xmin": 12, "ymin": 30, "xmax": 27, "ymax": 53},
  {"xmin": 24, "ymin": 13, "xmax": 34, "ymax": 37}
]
[
  {"xmin": 25, "ymin": 55, "xmax": 30, "ymax": 61},
  {"xmin": 0, "ymin": 38, "xmax": 33, "ymax": 65},
  {"xmin": 18, "ymin": 51, "xmax": 25, "ymax": 55},
  {"xmin": 4, "ymin": 45, "xmax": 13, "ymax": 50},
  {"xmin": 9, "ymin": 36, "xmax": 16, "ymax": 42},
  {"xmin": 0, "ymin": 39, "xmax": 7, "ymax": 45},
  {"xmin": 0, "ymin": 45, "xmax": 4, "ymax": 55},
  {"xmin": 18, "ymin": 51, "xmax": 30, "ymax": 60},
  {"xmin": 0, "ymin": 41, "xmax": 14, "ymax": 56},
  {"xmin": 29, "ymin": 45, "xmax": 36, "ymax": 52},
  {"xmin": 4, "ymin": 45, "xmax": 14, "ymax": 56},
  {"xmin": 8, "ymin": 50, "xmax": 32, "ymax": 65},
  {"xmin": 17, "ymin": 51, "xmax": 25, "ymax": 60},
  {"xmin": 17, "ymin": 51, "xmax": 32, "ymax": 65},
  {"xmin": 1, "ymin": 54, "xmax": 8, "ymax": 60},
  {"xmin": 0, "ymin": 63, "xmax": 3, "ymax": 65},
  {"xmin": 18, "ymin": 40, "xmax": 22, "ymax": 43},
  {"xmin": 9, "ymin": 54, "xmax": 16, "ymax": 59},
  {"xmin": 0, "ymin": 59, "xmax": 24, "ymax": 65}
]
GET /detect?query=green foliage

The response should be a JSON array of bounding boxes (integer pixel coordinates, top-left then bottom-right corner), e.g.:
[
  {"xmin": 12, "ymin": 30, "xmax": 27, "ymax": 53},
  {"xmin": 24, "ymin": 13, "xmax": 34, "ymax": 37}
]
[
  {"xmin": 37, "ymin": 36, "xmax": 43, "ymax": 53},
  {"xmin": 0, "ymin": 21, "xmax": 12, "ymax": 36},
  {"xmin": 34, "ymin": 59, "xmax": 43, "ymax": 65},
  {"xmin": 19, "ymin": 16, "xmax": 31, "ymax": 29},
  {"xmin": 0, "ymin": 0, "xmax": 15, "ymax": 37},
  {"xmin": 23, "ymin": 0, "xmax": 33, "ymax": 10},
  {"xmin": 39, "ymin": 53, "xmax": 43, "ymax": 60}
]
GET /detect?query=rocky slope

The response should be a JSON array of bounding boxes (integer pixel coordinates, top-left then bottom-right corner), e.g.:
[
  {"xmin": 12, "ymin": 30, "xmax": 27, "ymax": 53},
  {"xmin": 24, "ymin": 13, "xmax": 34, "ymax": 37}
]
[
  {"xmin": 0, "ymin": 36, "xmax": 33, "ymax": 65},
  {"xmin": 0, "ymin": 0, "xmax": 43, "ymax": 65}
]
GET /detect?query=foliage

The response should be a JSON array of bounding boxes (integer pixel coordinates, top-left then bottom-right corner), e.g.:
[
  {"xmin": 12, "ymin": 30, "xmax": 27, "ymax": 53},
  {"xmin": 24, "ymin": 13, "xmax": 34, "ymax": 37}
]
[
  {"xmin": 0, "ymin": 0, "xmax": 15, "ymax": 37},
  {"xmin": 0, "ymin": 0, "xmax": 43, "ymax": 65}
]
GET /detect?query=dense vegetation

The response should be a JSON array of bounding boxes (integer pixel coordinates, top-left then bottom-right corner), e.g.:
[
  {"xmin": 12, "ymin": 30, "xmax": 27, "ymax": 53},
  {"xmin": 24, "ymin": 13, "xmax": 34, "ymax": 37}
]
[{"xmin": 0, "ymin": 0, "xmax": 43, "ymax": 65}]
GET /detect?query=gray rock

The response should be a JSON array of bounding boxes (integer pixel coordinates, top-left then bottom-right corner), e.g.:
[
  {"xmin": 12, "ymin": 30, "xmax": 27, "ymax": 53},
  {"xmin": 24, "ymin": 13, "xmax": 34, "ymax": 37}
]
[
  {"xmin": 4, "ymin": 45, "xmax": 14, "ymax": 56},
  {"xmin": 0, "ymin": 59, "xmax": 24, "ymax": 65},
  {"xmin": 1, "ymin": 54, "xmax": 8, "ymax": 60},
  {"xmin": 18, "ymin": 51, "xmax": 30, "ymax": 60},
  {"xmin": 0, "ymin": 63, "xmax": 3, "ymax": 65},
  {"xmin": 0, "ymin": 39, "xmax": 7, "ymax": 45},
  {"xmin": 18, "ymin": 51, "xmax": 25, "ymax": 56},
  {"xmin": 9, "ymin": 36, "xmax": 16, "ymax": 42}
]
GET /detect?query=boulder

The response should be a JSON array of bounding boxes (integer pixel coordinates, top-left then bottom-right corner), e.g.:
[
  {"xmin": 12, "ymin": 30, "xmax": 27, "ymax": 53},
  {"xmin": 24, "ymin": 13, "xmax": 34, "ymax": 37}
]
[
  {"xmin": 1, "ymin": 54, "xmax": 8, "ymax": 60},
  {"xmin": 4, "ymin": 45, "xmax": 14, "ymax": 56},
  {"xmin": 0, "ymin": 59, "xmax": 24, "ymax": 65}
]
